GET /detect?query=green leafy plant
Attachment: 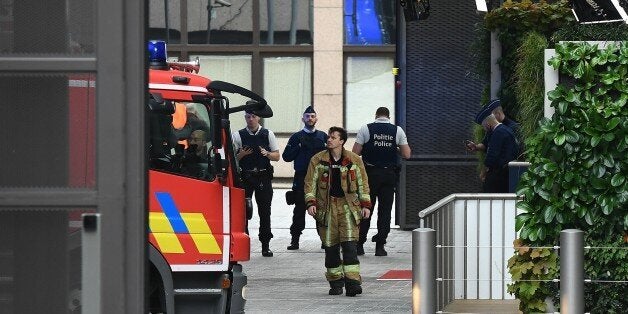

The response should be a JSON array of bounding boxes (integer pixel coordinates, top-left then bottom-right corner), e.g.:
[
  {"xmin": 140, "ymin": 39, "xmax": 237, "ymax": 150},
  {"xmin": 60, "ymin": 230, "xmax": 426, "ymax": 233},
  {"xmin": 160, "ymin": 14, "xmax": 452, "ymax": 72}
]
[
  {"xmin": 552, "ymin": 23, "xmax": 628, "ymax": 43},
  {"xmin": 583, "ymin": 229, "xmax": 628, "ymax": 313},
  {"xmin": 507, "ymin": 238, "xmax": 558, "ymax": 313},
  {"xmin": 514, "ymin": 31, "xmax": 547, "ymax": 143},
  {"xmin": 513, "ymin": 41, "xmax": 628, "ymax": 312},
  {"xmin": 485, "ymin": 0, "xmax": 574, "ymax": 118}
]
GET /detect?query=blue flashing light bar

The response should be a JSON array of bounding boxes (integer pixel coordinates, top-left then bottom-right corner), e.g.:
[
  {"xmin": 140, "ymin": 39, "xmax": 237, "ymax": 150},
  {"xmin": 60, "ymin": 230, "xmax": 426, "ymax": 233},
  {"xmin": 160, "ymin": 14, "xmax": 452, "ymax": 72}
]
[{"xmin": 148, "ymin": 40, "xmax": 167, "ymax": 63}]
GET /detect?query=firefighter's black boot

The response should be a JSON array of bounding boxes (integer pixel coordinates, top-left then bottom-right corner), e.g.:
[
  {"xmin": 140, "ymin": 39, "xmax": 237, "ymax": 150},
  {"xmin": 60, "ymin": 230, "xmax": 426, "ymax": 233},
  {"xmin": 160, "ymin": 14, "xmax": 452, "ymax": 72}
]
[
  {"xmin": 375, "ymin": 242, "xmax": 387, "ymax": 256},
  {"xmin": 261, "ymin": 242, "xmax": 273, "ymax": 257},
  {"xmin": 344, "ymin": 278, "xmax": 362, "ymax": 297},
  {"xmin": 356, "ymin": 243, "xmax": 365, "ymax": 256},
  {"xmin": 287, "ymin": 235, "xmax": 299, "ymax": 250},
  {"xmin": 328, "ymin": 279, "xmax": 344, "ymax": 295}
]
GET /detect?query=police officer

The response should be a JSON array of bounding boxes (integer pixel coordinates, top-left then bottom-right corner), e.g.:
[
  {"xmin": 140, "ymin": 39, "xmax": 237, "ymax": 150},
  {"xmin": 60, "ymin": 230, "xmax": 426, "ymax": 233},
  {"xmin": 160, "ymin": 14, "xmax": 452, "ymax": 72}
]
[
  {"xmin": 474, "ymin": 109, "xmax": 518, "ymax": 193},
  {"xmin": 465, "ymin": 99, "xmax": 521, "ymax": 155},
  {"xmin": 282, "ymin": 105, "xmax": 328, "ymax": 250},
  {"xmin": 232, "ymin": 109, "xmax": 280, "ymax": 257},
  {"xmin": 352, "ymin": 107, "xmax": 411, "ymax": 256},
  {"xmin": 466, "ymin": 99, "xmax": 522, "ymax": 182}
]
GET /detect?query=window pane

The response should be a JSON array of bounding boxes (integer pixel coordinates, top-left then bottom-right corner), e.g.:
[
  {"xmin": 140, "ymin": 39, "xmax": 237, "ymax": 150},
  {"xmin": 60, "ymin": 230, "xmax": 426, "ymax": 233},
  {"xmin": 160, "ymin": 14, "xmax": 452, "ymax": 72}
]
[
  {"xmin": 0, "ymin": 208, "xmax": 94, "ymax": 313},
  {"xmin": 344, "ymin": 0, "xmax": 396, "ymax": 45},
  {"xmin": 188, "ymin": 0, "xmax": 252, "ymax": 44},
  {"xmin": 0, "ymin": 0, "xmax": 95, "ymax": 55},
  {"xmin": 260, "ymin": 0, "xmax": 313, "ymax": 45},
  {"xmin": 151, "ymin": 101, "xmax": 215, "ymax": 180},
  {"xmin": 345, "ymin": 56, "xmax": 394, "ymax": 132},
  {"xmin": 263, "ymin": 56, "xmax": 311, "ymax": 133},
  {"xmin": 190, "ymin": 55, "xmax": 252, "ymax": 131},
  {"xmin": 0, "ymin": 73, "xmax": 96, "ymax": 188},
  {"xmin": 148, "ymin": 0, "xmax": 182, "ymax": 44}
]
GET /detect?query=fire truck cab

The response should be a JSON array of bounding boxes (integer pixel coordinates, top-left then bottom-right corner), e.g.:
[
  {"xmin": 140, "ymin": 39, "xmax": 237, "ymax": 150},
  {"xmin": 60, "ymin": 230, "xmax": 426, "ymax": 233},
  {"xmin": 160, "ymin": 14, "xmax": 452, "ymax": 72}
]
[{"xmin": 146, "ymin": 41, "xmax": 269, "ymax": 313}]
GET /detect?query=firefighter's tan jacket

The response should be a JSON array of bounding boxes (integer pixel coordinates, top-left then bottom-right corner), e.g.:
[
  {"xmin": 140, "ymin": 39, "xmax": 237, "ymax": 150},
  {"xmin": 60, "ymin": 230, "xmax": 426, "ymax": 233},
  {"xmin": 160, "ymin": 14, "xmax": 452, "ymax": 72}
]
[{"xmin": 304, "ymin": 148, "xmax": 371, "ymax": 225}]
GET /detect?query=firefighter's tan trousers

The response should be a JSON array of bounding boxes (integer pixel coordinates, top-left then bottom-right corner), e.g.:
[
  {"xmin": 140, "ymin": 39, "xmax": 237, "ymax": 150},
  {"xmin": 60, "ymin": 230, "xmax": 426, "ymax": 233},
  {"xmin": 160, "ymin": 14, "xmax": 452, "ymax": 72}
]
[{"xmin": 318, "ymin": 196, "xmax": 361, "ymax": 282}]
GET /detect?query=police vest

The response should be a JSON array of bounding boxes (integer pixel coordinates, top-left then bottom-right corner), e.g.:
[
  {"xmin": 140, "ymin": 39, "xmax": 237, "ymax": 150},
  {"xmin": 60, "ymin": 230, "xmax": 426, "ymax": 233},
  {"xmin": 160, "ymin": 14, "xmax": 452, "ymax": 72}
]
[
  {"xmin": 362, "ymin": 123, "xmax": 398, "ymax": 168},
  {"xmin": 239, "ymin": 128, "xmax": 271, "ymax": 171}
]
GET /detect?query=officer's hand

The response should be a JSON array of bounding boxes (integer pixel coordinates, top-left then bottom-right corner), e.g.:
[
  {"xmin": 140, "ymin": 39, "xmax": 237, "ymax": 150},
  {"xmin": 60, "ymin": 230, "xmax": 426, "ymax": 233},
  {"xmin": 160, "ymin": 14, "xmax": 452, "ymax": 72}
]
[
  {"xmin": 361, "ymin": 207, "xmax": 370, "ymax": 219},
  {"xmin": 237, "ymin": 147, "xmax": 253, "ymax": 159},
  {"xmin": 465, "ymin": 140, "xmax": 477, "ymax": 152},
  {"xmin": 479, "ymin": 168, "xmax": 487, "ymax": 182},
  {"xmin": 307, "ymin": 205, "xmax": 317, "ymax": 216},
  {"xmin": 259, "ymin": 146, "xmax": 270, "ymax": 158}
]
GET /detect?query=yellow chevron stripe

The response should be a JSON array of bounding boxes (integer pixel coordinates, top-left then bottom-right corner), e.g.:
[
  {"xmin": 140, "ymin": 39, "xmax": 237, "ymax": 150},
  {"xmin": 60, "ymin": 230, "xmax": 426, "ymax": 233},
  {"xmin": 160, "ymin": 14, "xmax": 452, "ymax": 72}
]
[
  {"xmin": 181, "ymin": 213, "xmax": 222, "ymax": 254},
  {"xmin": 152, "ymin": 233, "xmax": 184, "ymax": 253},
  {"xmin": 149, "ymin": 212, "xmax": 174, "ymax": 233},
  {"xmin": 149, "ymin": 212, "xmax": 184, "ymax": 253}
]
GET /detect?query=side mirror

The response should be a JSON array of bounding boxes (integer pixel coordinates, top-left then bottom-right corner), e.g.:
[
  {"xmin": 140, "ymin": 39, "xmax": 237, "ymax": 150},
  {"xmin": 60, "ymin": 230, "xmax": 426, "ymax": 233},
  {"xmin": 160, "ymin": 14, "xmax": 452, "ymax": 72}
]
[
  {"xmin": 148, "ymin": 93, "xmax": 175, "ymax": 114},
  {"xmin": 210, "ymin": 98, "xmax": 223, "ymax": 149},
  {"xmin": 243, "ymin": 100, "xmax": 274, "ymax": 118}
]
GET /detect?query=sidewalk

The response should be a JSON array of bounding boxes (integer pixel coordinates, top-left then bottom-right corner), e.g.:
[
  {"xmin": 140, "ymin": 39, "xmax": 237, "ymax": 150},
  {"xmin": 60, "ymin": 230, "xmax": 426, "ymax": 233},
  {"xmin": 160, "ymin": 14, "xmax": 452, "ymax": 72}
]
[{"xmin": 244, "ymin": 188, "xmax": 412, "ymax": 313}]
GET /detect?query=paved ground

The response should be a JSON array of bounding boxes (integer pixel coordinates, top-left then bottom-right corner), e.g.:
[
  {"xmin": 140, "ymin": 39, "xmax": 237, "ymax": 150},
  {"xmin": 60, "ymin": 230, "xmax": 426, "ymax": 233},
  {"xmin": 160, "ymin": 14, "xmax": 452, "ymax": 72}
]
[{"xmin": 243, "ymin": 188, "xmax": 413, "ymax": 313}]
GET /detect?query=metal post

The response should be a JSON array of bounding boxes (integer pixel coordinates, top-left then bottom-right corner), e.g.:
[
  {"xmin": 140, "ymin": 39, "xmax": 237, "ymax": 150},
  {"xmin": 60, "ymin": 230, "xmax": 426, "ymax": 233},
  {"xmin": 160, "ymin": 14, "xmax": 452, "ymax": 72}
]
[
  {"xmin": 412, "ymin": 228, "xmax": 436, "ymax": 314},
  {"xmin": 560, "ymin": 229, "xmax": 584, "ymax": 314},
  {"xmin": 82, "ymin": 213, "xmax": 101, "ymax": 314}
]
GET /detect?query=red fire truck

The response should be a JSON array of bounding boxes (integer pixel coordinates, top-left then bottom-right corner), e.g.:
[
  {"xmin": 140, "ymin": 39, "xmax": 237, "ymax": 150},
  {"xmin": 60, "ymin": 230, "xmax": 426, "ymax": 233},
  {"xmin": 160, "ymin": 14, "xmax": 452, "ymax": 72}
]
[
  {"xmin": 144, "ymin": 41, "xmax": 268, "ymax": 313},
  {"xmin": 65, "ymin": 41, "xmax": 261, "ymax": 313}
]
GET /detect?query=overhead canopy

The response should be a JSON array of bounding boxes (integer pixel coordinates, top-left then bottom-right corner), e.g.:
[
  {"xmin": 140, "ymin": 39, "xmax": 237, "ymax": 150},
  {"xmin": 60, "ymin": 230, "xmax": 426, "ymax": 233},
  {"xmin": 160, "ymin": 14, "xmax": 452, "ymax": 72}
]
[{"xmin": 572, "ymin": 0, "xmax": 628, "ymax": 24}]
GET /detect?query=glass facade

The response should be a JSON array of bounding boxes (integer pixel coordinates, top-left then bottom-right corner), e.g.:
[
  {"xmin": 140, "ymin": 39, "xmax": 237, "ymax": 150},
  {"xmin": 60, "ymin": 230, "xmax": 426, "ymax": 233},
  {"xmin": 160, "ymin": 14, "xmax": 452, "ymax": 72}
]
[
  {"xmin": 345, "ymin": 56, "xmax": 395, "ymax": 132},
  {"xmin": 343, "ymin": 0, "xmax": 396, "ymax": 45},
  {"xmin": 188, "ymin": 0, "xmax": 253, "ymax": 44},
  {"xmin": 190, "ymin": 54, "xmax": 252, "ymax": 130},
  {"xmin": 148, "ymin": 0, "xmax": 182, "ymax": 44},
  {"xmin": 260, "ymin": 0, "xmax": 313, "ymax": 45},
  {"xmin": 262, "ymin": 56, "xmax": 311, "ymax": 133}
]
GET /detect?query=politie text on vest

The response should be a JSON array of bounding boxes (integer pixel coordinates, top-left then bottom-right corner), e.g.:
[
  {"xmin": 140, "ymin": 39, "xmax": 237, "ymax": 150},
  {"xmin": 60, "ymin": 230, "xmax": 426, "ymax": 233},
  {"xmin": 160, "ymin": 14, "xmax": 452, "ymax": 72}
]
[{"xmin": 373, "ymin": 133, "xmax": 394, "ymax": 147}]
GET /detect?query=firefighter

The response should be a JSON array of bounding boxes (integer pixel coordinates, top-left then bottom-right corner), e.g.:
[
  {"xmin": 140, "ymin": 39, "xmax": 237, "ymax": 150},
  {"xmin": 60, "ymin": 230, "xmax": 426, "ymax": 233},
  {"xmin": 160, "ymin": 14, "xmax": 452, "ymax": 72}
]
[
  {"xmin": 282, "ymin": 105, "xmax": 328, "ymax": 250},
  {"xmin": 304, "ymin": 126, "xmax": 371, "ymax": 296},
  {"xmin": 232, "ymin": 109, "xmax": 280, "ymax": 257}
]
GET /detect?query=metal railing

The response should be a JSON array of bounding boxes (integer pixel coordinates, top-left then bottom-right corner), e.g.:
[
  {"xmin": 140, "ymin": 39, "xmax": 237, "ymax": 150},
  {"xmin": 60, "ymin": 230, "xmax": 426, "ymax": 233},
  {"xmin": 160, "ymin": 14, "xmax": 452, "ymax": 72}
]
[
  {"xmin": 412, "ymin": 228, "xmax": 593, "ymax": 314},
  {"xmin": 417, "ymin": 193, "xmax": 521, "ymax": 310},
  {"xmin": 413, "ymin": 194, "xmax": 628, "ymax": 313}
]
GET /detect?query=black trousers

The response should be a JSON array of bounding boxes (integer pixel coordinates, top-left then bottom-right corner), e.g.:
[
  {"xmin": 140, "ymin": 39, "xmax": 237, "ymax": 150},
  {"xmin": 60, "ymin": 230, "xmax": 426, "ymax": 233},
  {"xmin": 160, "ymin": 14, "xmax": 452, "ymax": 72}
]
[
  {"xmin": 483, "ymin": 167, "xmax": 508, "ymax": 193},
  {"xmin": 359, "ymin": 166, "xmax": 397, "ymax": 245},
  {"xmin": 325, "ymin": 242, "xmax": 359, "ymax": 269},
  {"xmin": 289, "ymin": 172, "xmax": 307, "ymax": 237},
  {"xmin": 243, "ymin": 174, "xmax": 274, "ymax": 243}
]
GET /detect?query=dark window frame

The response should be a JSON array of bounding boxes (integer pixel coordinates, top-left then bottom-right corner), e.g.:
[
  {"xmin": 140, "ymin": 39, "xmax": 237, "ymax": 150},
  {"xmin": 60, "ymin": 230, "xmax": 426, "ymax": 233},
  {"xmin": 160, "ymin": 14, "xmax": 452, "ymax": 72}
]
[{"xmin": 164, "ymin": 0, "xmax": 313, "ymax": 100}]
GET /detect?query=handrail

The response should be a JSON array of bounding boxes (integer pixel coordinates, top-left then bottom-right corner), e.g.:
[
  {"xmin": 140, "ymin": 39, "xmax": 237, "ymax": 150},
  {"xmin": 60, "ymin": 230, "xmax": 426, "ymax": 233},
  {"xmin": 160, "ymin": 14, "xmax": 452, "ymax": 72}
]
[{"xmin": 418, "ymin": 193, "xmax": 518, "ymax": 218}]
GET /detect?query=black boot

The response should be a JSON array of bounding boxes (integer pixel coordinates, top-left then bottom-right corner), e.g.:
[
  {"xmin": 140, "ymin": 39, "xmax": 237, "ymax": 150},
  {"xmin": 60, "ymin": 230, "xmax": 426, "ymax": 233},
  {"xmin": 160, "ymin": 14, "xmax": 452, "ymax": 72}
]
[
  {"xmin": 287, "ymin": 235, "xmax": 299, "ymax": 250},
  {"xmin": 328, "ymin": 279, "xmax": 344, "ymax": 295},
  {"xmin": 356, "ymin": 243, "xmax": 365, "ymax": 256},
  {"xmin": 344, "ymin": 278, "xmax": 362, "ymax": 297},
  {"xmin": 375, "ymin": 242, "xmax": 387, "ymax": 256},
  {"xmin": 261, "ymin": 242, "xmax": 273, "ymax": 257}
]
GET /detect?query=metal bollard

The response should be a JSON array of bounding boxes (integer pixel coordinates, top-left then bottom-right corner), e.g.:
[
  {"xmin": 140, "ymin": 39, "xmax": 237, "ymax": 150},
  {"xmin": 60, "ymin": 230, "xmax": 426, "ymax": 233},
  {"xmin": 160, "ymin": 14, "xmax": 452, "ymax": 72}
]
[
  {"xmin": 560, "ymin": 229, "xmax": 584, "ymax": 314},
  {"xmin": 412, "ymin": 228, "xmax": 436, "ymax": 314}
]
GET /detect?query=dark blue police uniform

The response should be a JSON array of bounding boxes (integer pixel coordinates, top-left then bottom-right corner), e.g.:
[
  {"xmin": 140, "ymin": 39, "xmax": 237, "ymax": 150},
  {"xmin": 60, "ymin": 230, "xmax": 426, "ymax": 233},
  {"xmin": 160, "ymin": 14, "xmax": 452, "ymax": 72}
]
[
  {"xmin": 359, "ymin": 122, "xmax": 398, "ymax": 247},
  {"xmin": 282, "ymin": 129, "xmax": 327, "ymax": 245},
  {"xmin": 484, "ymin": 124, "xmax": 518, "ymax": 193},
  {"xmin": 238, "ymin": 128, "xmax": 274, "ymax": 245}
]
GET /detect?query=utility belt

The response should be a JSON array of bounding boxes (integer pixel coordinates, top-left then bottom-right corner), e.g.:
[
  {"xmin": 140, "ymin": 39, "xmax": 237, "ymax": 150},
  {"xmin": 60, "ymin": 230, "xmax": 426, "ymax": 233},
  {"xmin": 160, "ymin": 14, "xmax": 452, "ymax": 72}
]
[
  {"xmin": 365, "ymin": 163, "xmax": 400, "ymax": 174},
  {"xmin": 241, "ymin": 166, "xmax": 274, "ymax": 180}
]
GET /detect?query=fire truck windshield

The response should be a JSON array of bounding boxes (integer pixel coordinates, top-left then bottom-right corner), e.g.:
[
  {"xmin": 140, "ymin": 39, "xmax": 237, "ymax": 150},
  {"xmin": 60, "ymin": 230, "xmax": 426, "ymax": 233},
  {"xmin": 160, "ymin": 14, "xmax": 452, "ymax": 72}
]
[{"xmin": 149, "ymin": 101, "xmax": 215, "ymax": 181}]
